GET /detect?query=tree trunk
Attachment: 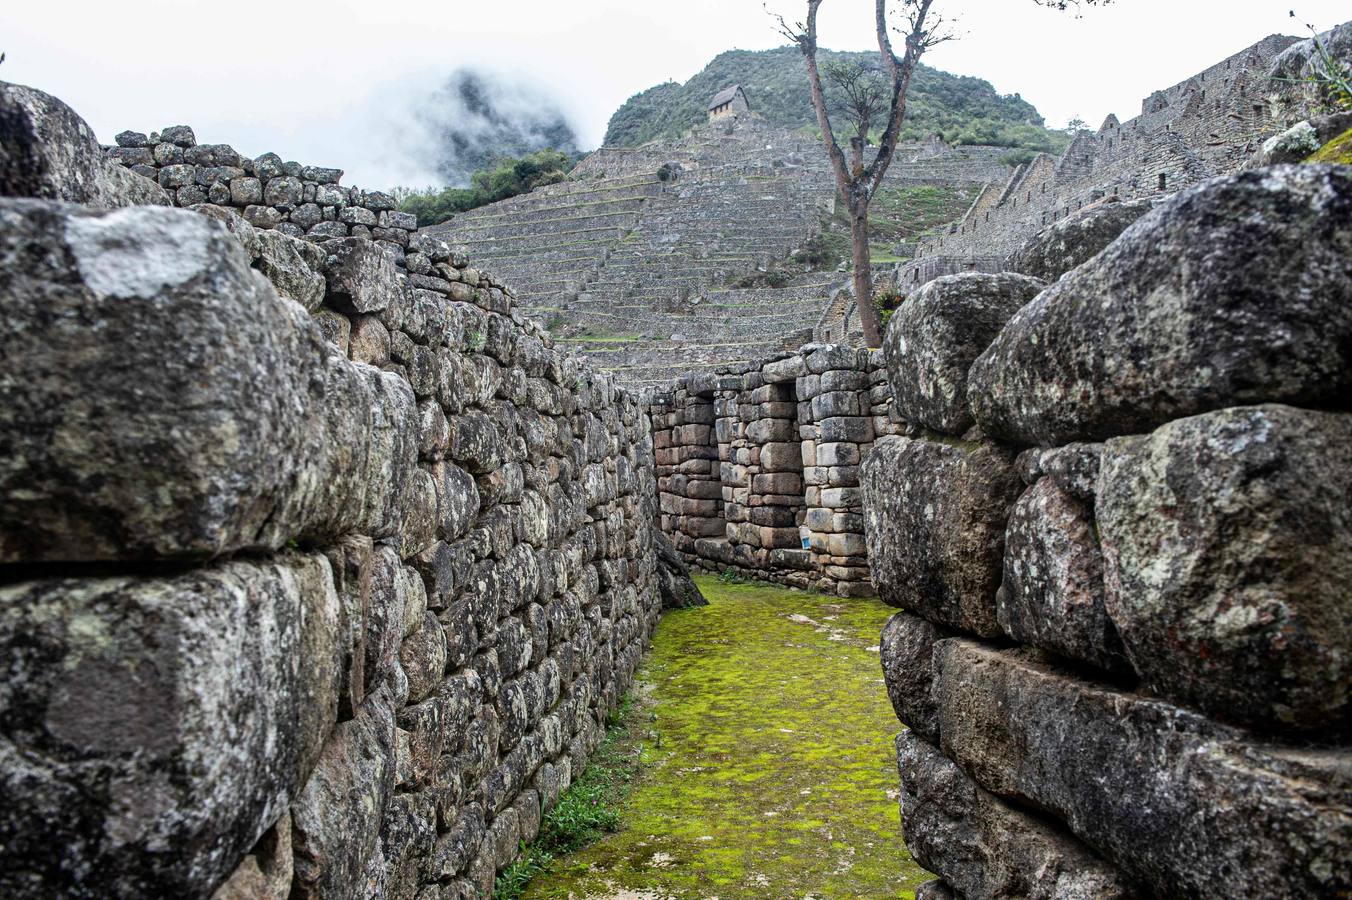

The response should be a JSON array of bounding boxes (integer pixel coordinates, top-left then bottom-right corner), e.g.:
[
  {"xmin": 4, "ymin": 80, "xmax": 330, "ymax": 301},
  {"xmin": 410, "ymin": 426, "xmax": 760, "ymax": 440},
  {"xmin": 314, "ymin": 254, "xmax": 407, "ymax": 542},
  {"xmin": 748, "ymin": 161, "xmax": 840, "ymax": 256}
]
[{"xmin": 850, "ymin": 202, "xmax": 883, "ymax": 347}]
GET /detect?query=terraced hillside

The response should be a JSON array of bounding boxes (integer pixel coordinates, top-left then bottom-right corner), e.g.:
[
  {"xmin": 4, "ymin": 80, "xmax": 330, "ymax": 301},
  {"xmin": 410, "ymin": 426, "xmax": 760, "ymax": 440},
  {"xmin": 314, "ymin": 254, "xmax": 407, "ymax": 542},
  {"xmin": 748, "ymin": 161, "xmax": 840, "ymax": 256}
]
[{"xmin": 427, "ymin": 116, "xmax": 1011, "ymax": 387}]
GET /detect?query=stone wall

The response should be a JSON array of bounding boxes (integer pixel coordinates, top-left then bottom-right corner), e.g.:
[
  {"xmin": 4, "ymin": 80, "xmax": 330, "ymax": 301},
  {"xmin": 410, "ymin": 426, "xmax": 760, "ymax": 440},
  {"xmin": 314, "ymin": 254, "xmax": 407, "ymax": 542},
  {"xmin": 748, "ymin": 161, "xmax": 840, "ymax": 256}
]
[
  {"xmin": 894, "ymin": 29, "xmax": 1345, "ymax": 287},
  {"xmin": 104, "ymin": 125, "xmax": 420, "ymax": 248},
  {"xmin": 650, "ymin": 345, "xmax": 904, "ymax": 597},
  {"xmin": 1, "ymin": 82, "xmax": 662, "ymax": 900},
  {"xmin": 863, "ymin": 164, "xmax": 1352, "ymax": 898}
]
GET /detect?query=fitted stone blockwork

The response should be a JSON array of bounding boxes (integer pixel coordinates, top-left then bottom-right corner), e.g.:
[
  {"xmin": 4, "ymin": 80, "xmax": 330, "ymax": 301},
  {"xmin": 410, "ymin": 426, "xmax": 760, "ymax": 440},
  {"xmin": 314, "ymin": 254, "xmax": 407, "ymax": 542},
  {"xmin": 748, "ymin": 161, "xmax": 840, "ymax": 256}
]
[
  {"xmin": 1097, "ymin": 403, "xmax": 1352, "ymax": 735},
  {"xmin": 866, "ymin": 157, "xmax": 1352, "ymax": 899},
  {"xmin": 862, "ymin": 436, "xmax": 1021, "ymax": 637},
  {"xmin": 0, "ymin": 201, "xmax": 417, "ymax": 562},
  {"xmin": 0, "ymin": 87, "xmax": 662, "ymax": 900},
  {"xmin": 933, "ymin": 640, "xmax": 1352, "ymax": 899},
  {"xmin": 650, "ymin": 344, "xmax": 902, "ymax": 595},
  {"xmin": 969, "ymin": 165, "xmax": 1352, "ymax": 446},
  {"xmin": 881, "ymin": 272, "xmax": 1044, "ymax": 435}
]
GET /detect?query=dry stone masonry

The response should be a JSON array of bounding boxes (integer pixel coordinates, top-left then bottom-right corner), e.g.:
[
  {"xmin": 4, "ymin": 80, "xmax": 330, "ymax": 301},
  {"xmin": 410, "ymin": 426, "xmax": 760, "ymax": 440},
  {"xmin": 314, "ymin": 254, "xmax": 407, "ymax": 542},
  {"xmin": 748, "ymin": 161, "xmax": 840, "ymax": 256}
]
[
  {"xmin": 865, "ymin": 163, "xmax": 1352, "ymax": 898},
  {"xmin": 895, "ymin": 29, "xmax": 1347, "ymax": 287},
  {"xmin": 650, "ymin": 345, "xmax": 904, "ymax": 596},
  {"xmin": 1, "ymin": 82, "xmax": 676, "ymax": 900}
]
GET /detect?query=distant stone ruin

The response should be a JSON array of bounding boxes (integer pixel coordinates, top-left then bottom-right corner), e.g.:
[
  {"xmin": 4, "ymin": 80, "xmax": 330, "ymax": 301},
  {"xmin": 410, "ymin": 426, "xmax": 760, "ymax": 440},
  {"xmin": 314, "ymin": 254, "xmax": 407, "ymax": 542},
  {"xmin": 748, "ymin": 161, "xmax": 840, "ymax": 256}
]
[
  {"xmin": 708, "ymin": 84, "xmax": 750, "ymax": 122},
  {"xmin": 651, "ymin": 345, "xmax": 903, "ymax": 595},
  {"xmin": 899, "ymin": 33, "xmax": 1307, "ymax": 284}
]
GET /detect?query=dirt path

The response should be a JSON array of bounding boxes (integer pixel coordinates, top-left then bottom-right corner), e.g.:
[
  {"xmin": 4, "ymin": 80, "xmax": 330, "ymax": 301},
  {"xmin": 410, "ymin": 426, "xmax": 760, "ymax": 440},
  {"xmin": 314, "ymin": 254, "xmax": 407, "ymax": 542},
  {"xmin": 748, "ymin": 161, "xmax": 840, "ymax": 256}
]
[{"xmin": 522, "ymin": 576, "xmax": 931, "ymax": 899}]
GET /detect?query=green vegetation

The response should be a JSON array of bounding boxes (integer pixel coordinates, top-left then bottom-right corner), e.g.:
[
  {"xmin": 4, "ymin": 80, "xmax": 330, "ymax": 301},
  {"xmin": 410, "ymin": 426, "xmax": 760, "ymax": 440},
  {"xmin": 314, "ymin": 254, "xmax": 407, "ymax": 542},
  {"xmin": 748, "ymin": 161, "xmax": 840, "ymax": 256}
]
[
  {"xmin": 494, "ymin": 697, "xmax": 647, "ymax": 900},
  {"xmin": 802, "ymin": 184, "xmax": 977, "ymax": 269},
  {"xmin": 727, "ymin": 270, "xmax": 791, "ymax": 289},
  {"xmin": 519, "ymin": 576, "xmax": 931, "ymax": 898},
  {"xmin": 605, "ymin": 46, "xmax": 1071, "ymax": 155},
  {"xmin": 394, "ymin": 148, "xmax": 576, "ymax": 227},
  {"xmin": 1309, "ymin": 126, "xmax": 1352, "ymax": 164},
  {"xmin": 868, "ymin": 184, "xmax": 979, "ymax": 244},
  {"xmin": 874, "ymin": 286, "xmax": 907, "ymax": 331}
]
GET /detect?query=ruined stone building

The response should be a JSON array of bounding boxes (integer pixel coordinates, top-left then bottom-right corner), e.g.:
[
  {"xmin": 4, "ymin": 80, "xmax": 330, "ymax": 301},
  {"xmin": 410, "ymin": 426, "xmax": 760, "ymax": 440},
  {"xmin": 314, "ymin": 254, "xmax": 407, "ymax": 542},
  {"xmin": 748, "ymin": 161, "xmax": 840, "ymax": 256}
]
[{"xmin": 1, "ymin": 14, "xmax": 1350, "ymax": 900}]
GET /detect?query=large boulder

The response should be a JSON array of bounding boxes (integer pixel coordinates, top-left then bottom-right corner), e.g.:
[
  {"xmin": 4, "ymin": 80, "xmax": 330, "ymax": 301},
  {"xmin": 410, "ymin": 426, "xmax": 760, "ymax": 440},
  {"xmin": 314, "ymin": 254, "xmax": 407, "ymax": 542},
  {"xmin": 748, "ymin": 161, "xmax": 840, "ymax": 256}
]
[
  {"xmin": 1097, "ymin": 404, "xmax": 1352, "ymax": 736},
  {"xmin": 933, "ymin": 639, "xmax": 1352, "ymax": 900},
  {"xmin": 0, "ymin": 200, "xmax": 418, "ymax": 561},
  {"xmin": 1006, "ymin": 199, "xmax": 1154, "ymax": 282},
  {"xmin": 999, "ymin": 478, "xmax": 1130, "ymax": 674},
  {"xmin": 969, "ymin": 165, "xmax": 1352, "ymax": 446},
  {"xmin": 653, "ymin": 529, "xmax": 708, "ymax": 609},
  {"xmin": 897, "ymin": 731, "xmax": 1139, "ymax": 900},
  {"xmin": 882, "ymin": 272, "xmax": 1044, "ymax": 435},
  {"xmin": 0, "ymin": 556, "xmax": 343, "ymax": 898},
  {"xmin": 0, "ymin": 80, "xmax": 168, "ymax": 207},
  {"xmin": 862, "ymin": 436, "xmax": 1022, "ymax": 637}
]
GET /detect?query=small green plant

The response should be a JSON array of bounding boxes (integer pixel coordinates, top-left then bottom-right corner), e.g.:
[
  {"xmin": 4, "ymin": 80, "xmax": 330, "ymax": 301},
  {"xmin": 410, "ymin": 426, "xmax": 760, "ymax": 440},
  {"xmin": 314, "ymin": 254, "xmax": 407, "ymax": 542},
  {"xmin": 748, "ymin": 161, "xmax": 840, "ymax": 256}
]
[
  {"xmin": 717, "ymin": 567, "xmax": 754, "ymax": 585},
  {"xmin": 998, "ymin": 148, "xmax": 1038, "ymax": 167},
  {"xmin": 728, "ymin": 269, "xmax": 790, "ymax": 289},
  {"xmin": 493, "ymin": 844, "xmax": 552, "ymax": 900},
  {"xmin": 873, "ymin": 286, "xmax": 906, "ymax": 331},
  {"xmin": 1274, "ymin": 12, "xmax": 1352, "ymax": 113},
  {"xmin": 492, "ymin": 693, "xmax": 644, "ymax": 898},
  {"xmin": 466, "ymin": 329, "xmax": 487, "ymax": 352}
]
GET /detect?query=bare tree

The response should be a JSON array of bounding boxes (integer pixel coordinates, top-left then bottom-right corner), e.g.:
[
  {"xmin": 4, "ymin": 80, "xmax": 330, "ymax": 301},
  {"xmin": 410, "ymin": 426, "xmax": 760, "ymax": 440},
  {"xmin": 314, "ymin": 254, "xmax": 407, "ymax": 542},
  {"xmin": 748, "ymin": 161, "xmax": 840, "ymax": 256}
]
[{"xmin": 774, "ymin": 0, "xmax": 1110, "ymax": 347}]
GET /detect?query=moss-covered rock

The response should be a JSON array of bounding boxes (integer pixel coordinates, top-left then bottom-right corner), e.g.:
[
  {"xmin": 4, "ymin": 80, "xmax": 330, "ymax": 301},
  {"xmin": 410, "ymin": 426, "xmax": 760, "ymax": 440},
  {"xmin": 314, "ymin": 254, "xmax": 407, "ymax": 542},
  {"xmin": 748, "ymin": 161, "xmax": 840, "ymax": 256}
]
[{"xmin": 1309, "ymin": 125, "xmax": 1352, "ymax": 165}]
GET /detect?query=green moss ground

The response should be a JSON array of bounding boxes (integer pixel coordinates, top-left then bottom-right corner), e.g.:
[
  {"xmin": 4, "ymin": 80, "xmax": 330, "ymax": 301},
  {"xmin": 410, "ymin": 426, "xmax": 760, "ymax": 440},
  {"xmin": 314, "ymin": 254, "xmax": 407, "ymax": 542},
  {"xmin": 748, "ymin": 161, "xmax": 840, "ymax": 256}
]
[{"xmin": 522, "ymin": 576, "xmax": 930, "ymax": 899}]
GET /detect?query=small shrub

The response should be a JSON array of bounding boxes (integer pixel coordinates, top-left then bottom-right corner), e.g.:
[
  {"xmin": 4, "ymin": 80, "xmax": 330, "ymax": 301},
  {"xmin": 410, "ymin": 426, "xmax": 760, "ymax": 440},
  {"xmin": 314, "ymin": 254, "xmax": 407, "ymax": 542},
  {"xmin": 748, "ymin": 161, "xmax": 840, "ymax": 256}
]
[{"xmin": 874, "ymin": 286, "xmax": 905, "ymax": 331}]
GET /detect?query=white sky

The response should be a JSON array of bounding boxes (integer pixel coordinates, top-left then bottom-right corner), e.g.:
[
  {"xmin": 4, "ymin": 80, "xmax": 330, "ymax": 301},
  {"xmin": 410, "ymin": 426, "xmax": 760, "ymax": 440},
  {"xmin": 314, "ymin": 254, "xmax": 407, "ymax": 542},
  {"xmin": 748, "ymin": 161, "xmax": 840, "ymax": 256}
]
[{"xmin": 4, "ymin": 1, "xmax": 1344, "ymax": 189}]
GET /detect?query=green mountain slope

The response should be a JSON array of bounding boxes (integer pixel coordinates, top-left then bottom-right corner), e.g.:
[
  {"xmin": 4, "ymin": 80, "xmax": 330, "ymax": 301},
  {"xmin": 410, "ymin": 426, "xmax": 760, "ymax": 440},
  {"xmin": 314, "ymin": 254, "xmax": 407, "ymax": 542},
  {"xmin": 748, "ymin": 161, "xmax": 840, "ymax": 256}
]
[{"xmin": 605, "ymin": 46, "xmax": 1068, "ymax": 153}]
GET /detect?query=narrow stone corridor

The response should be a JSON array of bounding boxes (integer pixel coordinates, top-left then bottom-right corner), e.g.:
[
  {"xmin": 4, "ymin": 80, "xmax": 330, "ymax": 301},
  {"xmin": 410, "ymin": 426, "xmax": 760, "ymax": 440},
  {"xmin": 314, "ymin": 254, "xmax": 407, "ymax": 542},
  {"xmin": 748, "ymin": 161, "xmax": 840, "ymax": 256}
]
[{"xmin": 523, "ymin": 576, "xmax": 931, "ymax": 899}]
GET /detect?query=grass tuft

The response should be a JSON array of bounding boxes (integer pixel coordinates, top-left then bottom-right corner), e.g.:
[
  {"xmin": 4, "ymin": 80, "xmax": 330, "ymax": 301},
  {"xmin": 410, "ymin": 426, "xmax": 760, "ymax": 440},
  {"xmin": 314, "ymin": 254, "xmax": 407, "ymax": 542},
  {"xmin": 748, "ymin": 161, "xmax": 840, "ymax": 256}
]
[{"xmin": 492, "ymin": 695, "xmax": 645, "ymax": 899}]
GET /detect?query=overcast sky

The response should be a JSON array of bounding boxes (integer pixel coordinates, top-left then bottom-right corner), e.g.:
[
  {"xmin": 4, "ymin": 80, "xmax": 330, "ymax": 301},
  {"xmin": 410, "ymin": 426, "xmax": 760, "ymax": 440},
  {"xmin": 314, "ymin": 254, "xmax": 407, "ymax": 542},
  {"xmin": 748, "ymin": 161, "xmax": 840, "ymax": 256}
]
[{"xmin": 4, "ymin": 1, "xmax": 1344, "ymax": 189}]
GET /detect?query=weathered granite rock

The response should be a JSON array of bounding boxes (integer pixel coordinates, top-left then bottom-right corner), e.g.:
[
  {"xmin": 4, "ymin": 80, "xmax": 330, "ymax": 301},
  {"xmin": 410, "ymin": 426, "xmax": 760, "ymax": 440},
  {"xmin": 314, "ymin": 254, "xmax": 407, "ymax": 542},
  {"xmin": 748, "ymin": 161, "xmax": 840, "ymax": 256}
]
[
  {"xmin": 255, "ymin": 228, "xmax": 327, "ymax": 311},
  {"xmin": 290, "ymin": 689, "xmax": 396, "ymax": 900},
  {"xmin": 324, "ymin": 237, "xmax": 400, "ymax": 314},
  {"xmin": 999, "ymin": 478, "xmax": 1129, "ymax": 674},
  {"xmin": 969, "ymin": 166, "xmax": 1352, "ymax": 446},
  {"xmin": 897, "ymin": 732, "xmax": 1140, "ymax": 900},
  {"xmin": 879, "ymin": 612, "xmax": 953, "ymax": 743},
  {"xmin": 862, "ymin": 436, "xmax": 1022, "ymax": 637},
  {"xmin": 211, "ymin": 812, "xmax": 293, "ymax": 900},
  {"xmin": 882, "ymin": 272, "xmax": 1045, "ymax": 435},
  {"xmin": 933, "ymin": 639, "xmax": 1352, "ymax": 899},
  {"xmin": 1097, "ymin": 404, "xmax": 1352, "ymax": 734},
  {"xmin": 1007, "ymin": 200, "xmax": 1154, "ymax": 282},
  {"xmin": 653, "ymin": 529, "xmax": 708, "ymax": 609},
  {"xmin": 0, "ymin": 200, "xmax": 417, "ymax": 561},
  {"xmin": 0, "ymin": 80, "xmax": 168, "ymax": 207},
  {"xmin": 0, "ymin": 556, "xmax": 342, "ymax": 898}
]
